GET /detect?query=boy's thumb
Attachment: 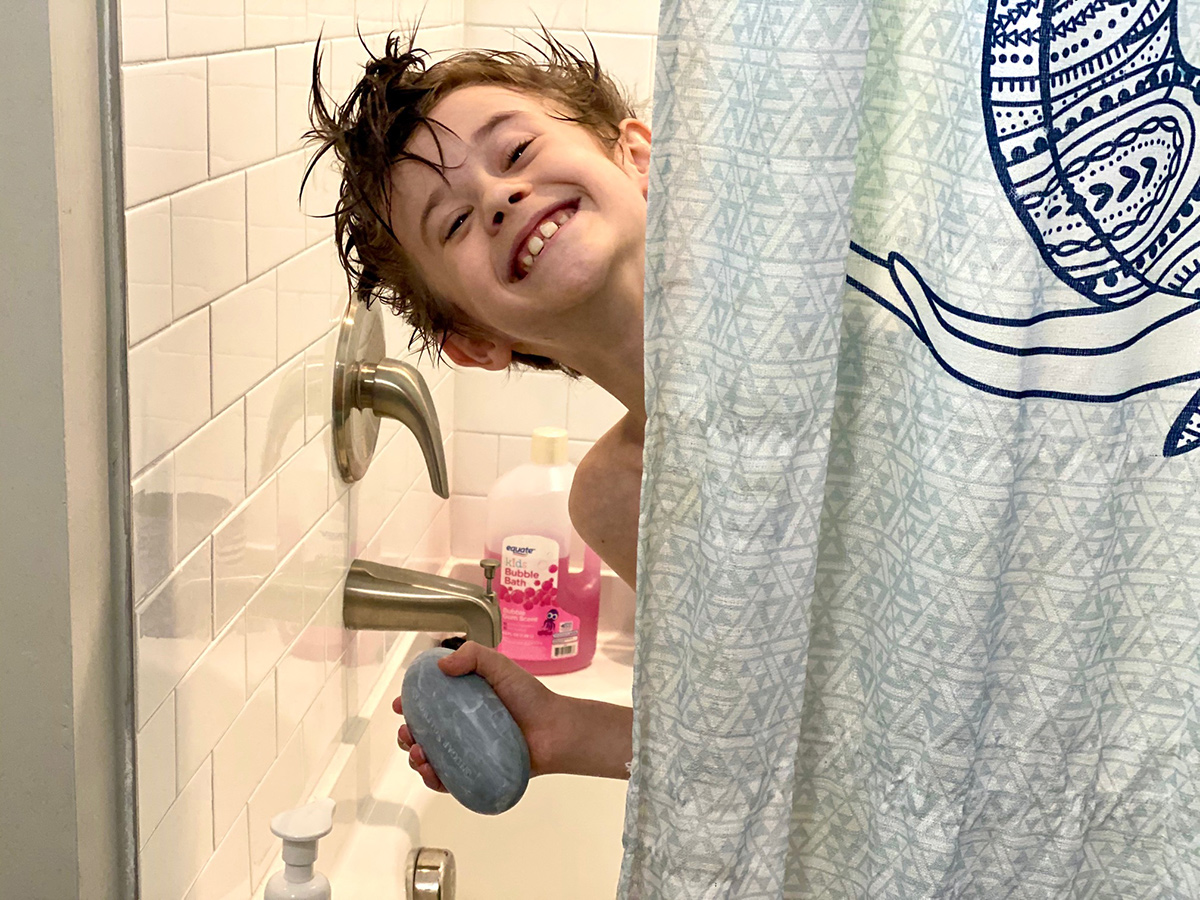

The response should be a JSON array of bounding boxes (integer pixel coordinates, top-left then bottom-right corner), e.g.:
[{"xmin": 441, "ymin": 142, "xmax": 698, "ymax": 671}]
[{"xmin": 437, "ymin": 640, "xmax": 491, "ymax": 678}]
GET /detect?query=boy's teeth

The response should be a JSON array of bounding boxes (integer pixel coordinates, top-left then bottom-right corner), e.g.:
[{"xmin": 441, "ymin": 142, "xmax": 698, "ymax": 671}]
[{"xmin": 518, "ymin": 207, "xmax": 575, "ymax": 277}]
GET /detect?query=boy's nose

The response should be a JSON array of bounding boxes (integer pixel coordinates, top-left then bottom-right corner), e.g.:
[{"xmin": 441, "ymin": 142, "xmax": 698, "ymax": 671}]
[{"xmin": 489, "ymin": 188, "xmax": 528, "ymax": 229}]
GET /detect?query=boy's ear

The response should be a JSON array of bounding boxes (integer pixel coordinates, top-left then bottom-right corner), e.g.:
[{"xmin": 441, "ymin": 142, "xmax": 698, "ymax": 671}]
[
  {"xmin": 441, "ymin": 332, "xmax": 513, "ymax": 371},
  {"xmin": 616, "ymin": 119, "xmax": 652, "ymax": 197}
]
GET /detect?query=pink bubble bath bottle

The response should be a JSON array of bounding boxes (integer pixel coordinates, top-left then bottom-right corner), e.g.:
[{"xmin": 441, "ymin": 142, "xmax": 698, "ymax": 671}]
[{"xmin": 485, "ymin": 427, "xmax": 601, "ymax": 675}]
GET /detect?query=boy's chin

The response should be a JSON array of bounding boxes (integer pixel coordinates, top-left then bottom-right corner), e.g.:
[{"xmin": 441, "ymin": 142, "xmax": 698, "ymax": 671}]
[
  {"xmin": 533, "ymin": 262, "xmax": 616, "ymax": 307},
  {"xmin": 546, "ymin": 237, "xmax": 632, "ymax": 291}
]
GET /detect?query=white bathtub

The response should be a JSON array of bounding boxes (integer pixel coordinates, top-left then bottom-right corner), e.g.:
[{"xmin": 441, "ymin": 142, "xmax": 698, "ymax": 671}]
[{"xmin": 276, "ymin": 561, "xmax": 636, "ymax": 900}]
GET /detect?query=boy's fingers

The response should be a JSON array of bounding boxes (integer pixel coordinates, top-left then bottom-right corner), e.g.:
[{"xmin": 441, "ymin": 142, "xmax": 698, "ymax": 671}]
[
  {"xmin": 437, "ymin": 640, "xmax": 512, "ymax": 685},
  {"xmin": 436, "ymin": 641, "xmax": 484, "ymax": 676},
  {"xmin": 418, "ymin": 764, "xmax": 447, "ymax": 793},
  {"xmin": 408, "ymin": 746, "xmax": 447, "ymax": 792},
  {"xmin": 397, "ymin": 645, "xmax": 515, "ymax": 797}
]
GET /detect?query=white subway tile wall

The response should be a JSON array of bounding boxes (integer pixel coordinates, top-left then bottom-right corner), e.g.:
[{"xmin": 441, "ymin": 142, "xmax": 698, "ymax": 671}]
[
  {"xmin": 120, "ymin": 0, "xmax": 655, "ymax": 894},
  {"xmin": 167, "ymin": 0, "xmax": 246, "ymax": 58},
  {"xmin": 208, "ymin": 50, "xmax": 279, "ymax": 176},
  {"xmin": 174, "ymin": 615, "xmax": 248, "ymax": 787},
  {"xmin": 132, "ymin": 453, "xmax": 175, "ymax": 599},
  {"xmin": 211, "ymin": 272, "xmax": 279, "ymax": 412},
  {"xmin": 136, "ymin": 692, "xmax": 176, "ymax": 844},
  {"xmin": 128, "ymin": 309, "xmax": 212, "ymax": 472},
  {"xmin": 170, "ymin": 174, "xmax": 248, "ymax": 317},
  {"xmin": 246, "ymin": 154, "xmax": 308, "ymax": 276},
  {"xmin": 185, "ymin": 809, "xmax": 252, "ymax": 900},
  {"xmin": 136, "ymin": 540, "xmax": 212, "ymax": 728},
  {"xmin": 247, "ymin": 728, "xmax": 305, "ymax": 884},
  {"xmin": 174, "ymin": 403, "xmax": 247, "ymax": 558},
  {"xmin": 212, "ymin": 677, "xmax": 277, "ymax": 841},
  {"xmin": 122, "ymin": 58, "xmax": 208, "ymax": 206},
  {"xmin": 244, "ymin": 355, "xmax": 307, "ymax": 490},
  {"xmin": 140, "ymin": 758, "xmax": 214, "ymax": 900},
  {"xmin": 121, "ymin": 0, "xmax": 168, "ymax": 63},
  {"xmin": 246, "ymin": 0, "xmax": 309, "ymax": 50},
  {"xmin": 464, "ymin": 0, "xmax": 585, "ymax": 29},
  {"xmin": 125, "ymin": 198, "xmax": 174, "ymax": 343}
]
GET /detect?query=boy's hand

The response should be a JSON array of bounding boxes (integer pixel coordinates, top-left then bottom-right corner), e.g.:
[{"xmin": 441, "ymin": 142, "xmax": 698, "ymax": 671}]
[{"xmin": 391, "ymin": 641, "xmax": 567, "ymax": 793}]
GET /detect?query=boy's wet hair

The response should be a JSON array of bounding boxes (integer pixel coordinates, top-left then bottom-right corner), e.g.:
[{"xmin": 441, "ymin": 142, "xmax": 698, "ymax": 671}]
[{"xmin": 305, "ymin": 30, "xmax": 636, "ymax": 374}]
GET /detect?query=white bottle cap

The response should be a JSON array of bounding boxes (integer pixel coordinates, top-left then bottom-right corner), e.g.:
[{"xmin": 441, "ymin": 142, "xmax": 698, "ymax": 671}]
[
  {"xmin": 530, "ymin": 427, "xmax": 568, "ymax": 465},
  {"xmin": 271, "ymin": 797, "xmax": 335, "ymax": 868}
]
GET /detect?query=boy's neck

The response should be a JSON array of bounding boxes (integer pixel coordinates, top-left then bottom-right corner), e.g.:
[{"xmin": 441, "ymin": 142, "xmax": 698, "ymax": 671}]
[
  {"xmin": 543, "ymin": 270, "xmax": 646, "ymax": 425},
  {"xmin": 566, "ymin": 328, "xmax": 645, "ymax": 424}
]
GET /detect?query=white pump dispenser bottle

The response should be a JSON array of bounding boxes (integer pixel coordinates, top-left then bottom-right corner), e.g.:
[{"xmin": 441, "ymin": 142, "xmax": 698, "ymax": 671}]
[{"xmin": 264, "ymin": 797, "xmax": 335, "ymax": 899}]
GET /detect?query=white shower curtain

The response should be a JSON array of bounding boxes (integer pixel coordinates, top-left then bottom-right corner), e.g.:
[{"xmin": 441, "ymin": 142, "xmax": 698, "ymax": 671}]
[{"xmin": 621, "ymin": 0, "xmax": 1200, "ymax": 896}]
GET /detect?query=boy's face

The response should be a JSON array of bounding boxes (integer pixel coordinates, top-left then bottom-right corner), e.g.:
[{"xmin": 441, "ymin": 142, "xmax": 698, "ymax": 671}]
[{"xmin": 388, "ymin": 85, "xmax": 651, "ymax": 367}]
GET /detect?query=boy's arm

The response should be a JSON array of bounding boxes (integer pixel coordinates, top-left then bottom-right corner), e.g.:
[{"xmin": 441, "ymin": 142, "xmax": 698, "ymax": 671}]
[
  {"xmin": 398, "ymin": 642, "xmax": 633, "ymax": 787},
  {"xmin": 549, "ymin": 697, "xmax": 633, "ymax": 780}
]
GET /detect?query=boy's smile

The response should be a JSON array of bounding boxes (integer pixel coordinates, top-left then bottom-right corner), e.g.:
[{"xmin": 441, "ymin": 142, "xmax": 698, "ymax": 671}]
[
  {"xmin": 511, "ymin": 200, "xmax": 577, "ymax": 280},
  {"xmin": 387, "ymin": 85, "xmax": 651, "ymax": 366}
]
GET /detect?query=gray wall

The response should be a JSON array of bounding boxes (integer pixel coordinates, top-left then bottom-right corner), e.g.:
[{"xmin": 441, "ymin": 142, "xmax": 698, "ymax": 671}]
[{"xmin": 0, "ymin": 0, "xmax": 129, "ymax": 895}]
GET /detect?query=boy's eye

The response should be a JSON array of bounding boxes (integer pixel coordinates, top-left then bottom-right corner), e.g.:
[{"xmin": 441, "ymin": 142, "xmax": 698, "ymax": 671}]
[
  {"xmin": 507, "ymin": 139, "xmax": 533, "ymax": 168},
  {"xmin": 445, "ymin": 212, "xmax": 468, "ymax": 241}
]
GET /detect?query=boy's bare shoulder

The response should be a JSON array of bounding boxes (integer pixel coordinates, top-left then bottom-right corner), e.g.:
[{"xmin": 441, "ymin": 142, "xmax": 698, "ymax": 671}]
[
  {"xmin": 569, "ymin": 414, "xmax": 644, "ymax": 587},
  {"xmin": 574, "ymin": 415, "xmax": 643, "ymax": 489}
]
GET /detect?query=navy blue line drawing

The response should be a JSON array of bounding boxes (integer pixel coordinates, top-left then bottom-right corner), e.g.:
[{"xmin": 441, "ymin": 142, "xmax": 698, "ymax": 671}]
[{"xmin": 845, "ymin": 0, "xmax": 1200, "ymax": 457}]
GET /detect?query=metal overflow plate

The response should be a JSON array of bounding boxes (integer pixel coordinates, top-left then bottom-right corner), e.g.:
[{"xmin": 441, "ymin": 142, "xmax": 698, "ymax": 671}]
[{"xmin": 409, "ymin": 847, "xmax": 457, "ymax": 899}]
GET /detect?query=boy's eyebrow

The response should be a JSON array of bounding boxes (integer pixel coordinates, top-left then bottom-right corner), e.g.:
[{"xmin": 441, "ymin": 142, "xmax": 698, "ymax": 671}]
[
  {"xmin": 471, "ymin": 110, "xmax": 523, "ymax": 145},
  {"xmin": 418, "ymin": 111, "xmax": 526, "ymax": 243}
]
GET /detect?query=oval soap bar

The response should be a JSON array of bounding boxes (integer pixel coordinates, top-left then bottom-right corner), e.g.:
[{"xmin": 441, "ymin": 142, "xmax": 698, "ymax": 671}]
[{"xmin": 401, "ymin": 647, "xmax": 531, "ymax": 814}]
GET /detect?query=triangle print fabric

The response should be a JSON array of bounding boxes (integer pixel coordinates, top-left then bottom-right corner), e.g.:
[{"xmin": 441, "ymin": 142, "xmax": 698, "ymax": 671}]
[{"xmin": 623, "ymin": 0, "xmax": 1200, "ymax": 897}]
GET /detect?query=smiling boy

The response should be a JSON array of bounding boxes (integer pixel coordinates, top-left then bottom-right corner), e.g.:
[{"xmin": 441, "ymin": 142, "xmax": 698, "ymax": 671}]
[{"xmin": 308, "ymin": 35, "xmax": 648, "ymax": 789}]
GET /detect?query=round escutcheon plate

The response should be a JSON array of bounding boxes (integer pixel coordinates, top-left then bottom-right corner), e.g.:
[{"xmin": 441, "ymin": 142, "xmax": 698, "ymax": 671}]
[{"xmin": 332, "ymin": 297, "xmax": 385, "ymax": 482}]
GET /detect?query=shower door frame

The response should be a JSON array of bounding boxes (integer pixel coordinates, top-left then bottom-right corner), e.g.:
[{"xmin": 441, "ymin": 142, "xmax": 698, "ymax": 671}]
[{"xmin": 0, "ymin": 0, "xmax": 138, "ymax": 895}]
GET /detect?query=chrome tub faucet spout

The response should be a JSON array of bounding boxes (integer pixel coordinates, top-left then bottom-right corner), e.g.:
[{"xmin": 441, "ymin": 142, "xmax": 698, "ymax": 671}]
[{"xmin": 343, "ymin": 559, "xmax": 502, "ymax": 647}]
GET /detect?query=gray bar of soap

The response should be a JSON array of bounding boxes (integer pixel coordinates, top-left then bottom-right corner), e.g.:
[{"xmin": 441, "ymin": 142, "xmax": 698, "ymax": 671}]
[{"xmin": 401, "ymin": 647, "xmax": 531, "ymax": 815}]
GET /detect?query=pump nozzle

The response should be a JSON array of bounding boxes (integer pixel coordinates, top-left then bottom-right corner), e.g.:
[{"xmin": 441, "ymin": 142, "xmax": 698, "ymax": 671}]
[{"xmin": 270, "ymin": 797, "xmax": 335, "ymax": 886}]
